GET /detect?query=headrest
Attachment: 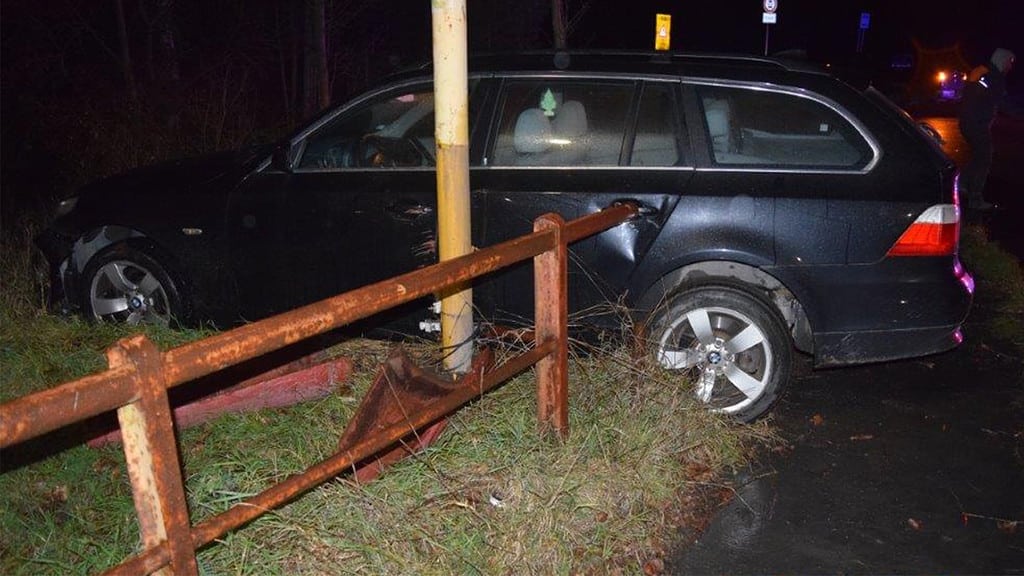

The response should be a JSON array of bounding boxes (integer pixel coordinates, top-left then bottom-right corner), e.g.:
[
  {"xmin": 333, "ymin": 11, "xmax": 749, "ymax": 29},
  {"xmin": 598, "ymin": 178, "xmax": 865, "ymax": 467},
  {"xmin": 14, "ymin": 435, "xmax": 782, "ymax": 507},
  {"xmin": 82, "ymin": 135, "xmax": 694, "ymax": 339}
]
[
  {"xmin": 513, "ymin": 108, "xmax": 553, "ymax": 154},
  {"xmin": 704, "ymin": 99, "xmax": 730, "ymax": 139},
  {"xmin": 553, "ymin": 100, "xmax": 588, "ymax": 137}
]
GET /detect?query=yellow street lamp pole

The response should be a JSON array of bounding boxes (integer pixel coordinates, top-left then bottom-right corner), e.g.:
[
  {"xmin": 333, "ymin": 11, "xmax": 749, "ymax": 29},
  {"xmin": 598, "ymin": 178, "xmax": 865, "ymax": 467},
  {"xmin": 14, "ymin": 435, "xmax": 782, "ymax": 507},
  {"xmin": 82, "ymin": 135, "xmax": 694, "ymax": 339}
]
[{"xmin": 431, "ymin": 0, "xmax": 473, "ymax": 373}]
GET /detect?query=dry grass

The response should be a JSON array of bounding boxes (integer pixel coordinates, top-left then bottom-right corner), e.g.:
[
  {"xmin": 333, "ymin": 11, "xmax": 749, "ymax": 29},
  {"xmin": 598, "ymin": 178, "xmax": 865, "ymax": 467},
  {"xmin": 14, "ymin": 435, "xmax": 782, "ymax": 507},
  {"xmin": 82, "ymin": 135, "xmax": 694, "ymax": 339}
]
[
  {"xmin": 1, "ymin": 305, "xmax": 769, "ymax": 574},
  {"xmin": 177, "ymin": 337, "xmax": 772, "ymax": 575}
]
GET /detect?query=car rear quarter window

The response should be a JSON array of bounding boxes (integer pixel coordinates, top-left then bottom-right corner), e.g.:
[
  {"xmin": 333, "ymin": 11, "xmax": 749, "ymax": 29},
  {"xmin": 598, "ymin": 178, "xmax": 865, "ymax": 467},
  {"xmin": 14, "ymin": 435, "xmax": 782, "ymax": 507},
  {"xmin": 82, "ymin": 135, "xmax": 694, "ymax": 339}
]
[
  {"xmin": 695, "ymin": 84, "xmax": 872, "ymax": 169},
  {"xmin": 489, "ymin": 80, "xmax": 634, "ymax": 167}
]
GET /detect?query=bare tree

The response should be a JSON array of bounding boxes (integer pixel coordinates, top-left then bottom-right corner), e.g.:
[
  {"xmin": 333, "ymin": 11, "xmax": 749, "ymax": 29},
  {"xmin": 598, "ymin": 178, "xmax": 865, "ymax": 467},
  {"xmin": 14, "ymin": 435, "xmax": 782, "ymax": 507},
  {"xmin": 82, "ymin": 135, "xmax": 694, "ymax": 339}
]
[
  {"xmin": 302, "ymin": 0, "xmax": 330, "ymax": 117},
  {"xmin": 140, "ymin": 0, "xmax": 180, "ymax": 84},
  {"xmin": 113, "ymin": 0, "xmax": 137, "ymax": 101},
  {"xmin": 273, "ymin": 3, "xmax": 298, "ymax": 123},
  {"xmin": 552, "ymin": 0, "xmax": 568, "ymax": 49},
  {"xmin": 552, "ymin": 0, "xmax": 592, "ymax": 49}
]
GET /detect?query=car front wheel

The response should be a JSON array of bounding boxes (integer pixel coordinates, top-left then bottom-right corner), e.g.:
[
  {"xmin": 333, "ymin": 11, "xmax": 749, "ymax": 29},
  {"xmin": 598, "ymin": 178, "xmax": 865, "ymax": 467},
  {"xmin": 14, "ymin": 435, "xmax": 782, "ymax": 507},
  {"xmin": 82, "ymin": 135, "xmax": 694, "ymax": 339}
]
[
  {"xmin": 648, "ymin": 285, "xmax": 791, "ymax": 422},
  {"xmin": 81, "ymin": 243, "xmax": 183, "ymax": 327}
]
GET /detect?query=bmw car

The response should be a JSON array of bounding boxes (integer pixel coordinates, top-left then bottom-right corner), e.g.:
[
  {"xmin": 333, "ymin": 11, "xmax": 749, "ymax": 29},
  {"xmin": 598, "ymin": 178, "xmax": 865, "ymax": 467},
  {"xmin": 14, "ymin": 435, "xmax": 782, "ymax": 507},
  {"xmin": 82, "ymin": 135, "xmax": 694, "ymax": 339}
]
[{"xmin": 36, "ymin": 51, "xmax": 974, "ymax": 421}]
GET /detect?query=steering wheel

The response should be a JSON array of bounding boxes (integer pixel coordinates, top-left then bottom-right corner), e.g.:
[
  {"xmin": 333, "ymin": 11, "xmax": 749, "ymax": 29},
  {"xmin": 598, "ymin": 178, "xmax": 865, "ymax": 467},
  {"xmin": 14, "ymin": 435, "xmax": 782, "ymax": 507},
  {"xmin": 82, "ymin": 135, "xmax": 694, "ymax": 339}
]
[{"xmin": 357, "ymin": 134, "xmax": 426, "ymax": 167}]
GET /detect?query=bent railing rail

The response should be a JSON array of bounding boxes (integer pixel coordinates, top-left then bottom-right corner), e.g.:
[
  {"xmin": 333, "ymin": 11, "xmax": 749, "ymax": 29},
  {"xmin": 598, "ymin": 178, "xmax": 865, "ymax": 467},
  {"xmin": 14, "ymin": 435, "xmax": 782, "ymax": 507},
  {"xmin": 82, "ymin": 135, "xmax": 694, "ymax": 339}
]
[{"xmin": 0, "ymin": 203, "xmax": 638, "ymax": 575}]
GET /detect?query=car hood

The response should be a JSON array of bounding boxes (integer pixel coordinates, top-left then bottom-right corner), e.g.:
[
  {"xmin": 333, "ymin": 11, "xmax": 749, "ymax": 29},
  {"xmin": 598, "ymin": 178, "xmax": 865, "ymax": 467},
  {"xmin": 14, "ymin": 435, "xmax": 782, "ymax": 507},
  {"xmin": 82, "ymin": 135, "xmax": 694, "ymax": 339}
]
[{"xmin": 79, "ymin": 147, "xmax": 267, "ymax": 199}]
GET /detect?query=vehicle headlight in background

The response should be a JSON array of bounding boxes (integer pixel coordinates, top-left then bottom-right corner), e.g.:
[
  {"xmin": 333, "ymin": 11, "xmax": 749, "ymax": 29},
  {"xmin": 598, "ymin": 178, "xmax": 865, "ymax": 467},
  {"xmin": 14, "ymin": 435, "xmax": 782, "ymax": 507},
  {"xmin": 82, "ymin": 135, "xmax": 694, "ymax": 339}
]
[{"xmin": 56, "ymin": 196, "xmax": 78, "ymax": 217}]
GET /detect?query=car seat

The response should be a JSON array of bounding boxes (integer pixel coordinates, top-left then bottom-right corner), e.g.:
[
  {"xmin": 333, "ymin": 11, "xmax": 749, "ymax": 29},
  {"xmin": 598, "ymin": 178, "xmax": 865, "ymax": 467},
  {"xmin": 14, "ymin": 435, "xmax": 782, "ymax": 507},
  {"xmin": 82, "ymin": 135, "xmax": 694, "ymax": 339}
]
[
  {"xmin": 513, "ymin": 108, "xmax": 553, "ymax": 159},
  {"xmin": 703, "ymin": 98, "xmax": 732, "ymax": 155}
]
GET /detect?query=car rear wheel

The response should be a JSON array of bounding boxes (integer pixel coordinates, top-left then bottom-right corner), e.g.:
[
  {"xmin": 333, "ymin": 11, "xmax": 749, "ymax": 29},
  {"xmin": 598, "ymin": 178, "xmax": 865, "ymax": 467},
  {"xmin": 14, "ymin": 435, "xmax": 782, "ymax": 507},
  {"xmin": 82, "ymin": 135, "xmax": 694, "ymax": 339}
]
[
  {"xmin": 81, "ymin": 243, "xmax": 183, "ymax": 327},
  {"xmin": 647, "ymin": 285, "xmax": 791, "ymax": 422}
]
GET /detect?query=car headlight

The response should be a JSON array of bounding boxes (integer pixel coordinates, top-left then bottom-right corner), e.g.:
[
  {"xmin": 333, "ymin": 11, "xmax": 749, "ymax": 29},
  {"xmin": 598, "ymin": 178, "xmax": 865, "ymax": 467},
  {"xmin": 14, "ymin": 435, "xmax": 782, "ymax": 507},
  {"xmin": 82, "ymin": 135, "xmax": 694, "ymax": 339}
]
[{"xmin": 55, "ymin": 196, "xmax": 78, "ymax": 217}]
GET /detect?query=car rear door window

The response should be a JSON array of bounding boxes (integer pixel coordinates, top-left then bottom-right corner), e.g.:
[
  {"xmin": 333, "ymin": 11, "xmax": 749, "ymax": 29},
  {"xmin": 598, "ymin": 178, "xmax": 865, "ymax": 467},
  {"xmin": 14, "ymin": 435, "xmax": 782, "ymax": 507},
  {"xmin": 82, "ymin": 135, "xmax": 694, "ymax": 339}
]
[
  {"xmin": 695, "ymin": 84, "xmax": 872, "ymax": 169},
  {"xmin": 630, "ymin": 82, "xmax": 682, "ymax": 167},
  {"xmin": 488, "ymin": 80, "xmax": 634, "ymax": 167}
]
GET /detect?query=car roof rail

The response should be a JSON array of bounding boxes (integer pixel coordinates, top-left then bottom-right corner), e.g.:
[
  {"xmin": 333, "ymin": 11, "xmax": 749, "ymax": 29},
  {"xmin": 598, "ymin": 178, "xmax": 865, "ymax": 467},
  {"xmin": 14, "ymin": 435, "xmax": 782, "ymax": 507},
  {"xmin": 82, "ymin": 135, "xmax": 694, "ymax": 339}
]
[
  {"xmin": 386, "ymin": 49, "xmax": 828, "ymax": 83},
  {"xmin": 505, "ymin": 49, "xmax": 802, "ymax": 69}
]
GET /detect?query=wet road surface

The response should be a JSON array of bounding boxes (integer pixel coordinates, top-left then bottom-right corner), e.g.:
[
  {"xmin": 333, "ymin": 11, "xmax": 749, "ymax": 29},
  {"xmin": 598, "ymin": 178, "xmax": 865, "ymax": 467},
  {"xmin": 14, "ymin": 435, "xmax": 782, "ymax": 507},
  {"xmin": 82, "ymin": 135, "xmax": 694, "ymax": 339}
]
[
  {"xmin": 670, "ymin": 342, "xmax": 1024, "ymax": 574},
  {"xmin": 669, "ymin": 115, "xmax": 1024, "ymax": 574}
]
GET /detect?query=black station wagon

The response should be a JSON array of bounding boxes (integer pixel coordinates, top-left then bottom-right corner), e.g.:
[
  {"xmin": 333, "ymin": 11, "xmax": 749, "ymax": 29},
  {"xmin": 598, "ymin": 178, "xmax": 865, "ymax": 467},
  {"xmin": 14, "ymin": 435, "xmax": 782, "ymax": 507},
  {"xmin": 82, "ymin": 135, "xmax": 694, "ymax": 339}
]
[{"xmin": 36, "ymin": 52, "xmax": 974, "ymax": 421}]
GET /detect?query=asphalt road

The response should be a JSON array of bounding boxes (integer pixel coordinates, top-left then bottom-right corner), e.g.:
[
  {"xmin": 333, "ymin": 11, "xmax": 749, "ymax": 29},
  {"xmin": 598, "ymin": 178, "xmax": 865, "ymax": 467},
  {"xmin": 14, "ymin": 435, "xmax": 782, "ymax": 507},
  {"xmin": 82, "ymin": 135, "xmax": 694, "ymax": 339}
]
[{"xmin": 668, "ymin": 115, "xmax": 1024, "ymax": 574}]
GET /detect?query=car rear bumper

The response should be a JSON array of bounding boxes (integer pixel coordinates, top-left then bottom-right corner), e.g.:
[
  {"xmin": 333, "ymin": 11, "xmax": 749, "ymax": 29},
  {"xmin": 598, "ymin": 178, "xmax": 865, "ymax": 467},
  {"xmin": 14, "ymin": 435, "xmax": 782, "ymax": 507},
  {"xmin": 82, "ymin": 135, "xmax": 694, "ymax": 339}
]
[
  {"xmin": 770, "ymin": 255, "xmax": 974, "ymax": 367},
  {"xmin": 813, "ymin": 323, "xmax": 965, "ymax": 367}
]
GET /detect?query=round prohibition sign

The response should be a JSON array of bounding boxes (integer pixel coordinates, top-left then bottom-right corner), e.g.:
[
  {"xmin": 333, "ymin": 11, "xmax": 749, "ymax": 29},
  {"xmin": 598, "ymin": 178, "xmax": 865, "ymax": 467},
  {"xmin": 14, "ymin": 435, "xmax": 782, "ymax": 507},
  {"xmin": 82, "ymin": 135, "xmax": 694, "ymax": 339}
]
[{"xmin": 764, "ymin": 0, "xmax": 778, "ymax": 13}]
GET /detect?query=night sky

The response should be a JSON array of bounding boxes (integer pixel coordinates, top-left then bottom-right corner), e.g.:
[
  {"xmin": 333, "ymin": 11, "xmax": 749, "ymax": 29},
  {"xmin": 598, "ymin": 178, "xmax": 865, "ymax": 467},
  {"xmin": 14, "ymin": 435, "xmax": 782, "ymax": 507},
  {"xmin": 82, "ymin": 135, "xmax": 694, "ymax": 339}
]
[
  {"xmin": 1, "ymin": 0, "xmax": 1020, "ymax": 225},
  {"xmin": 2, "ymin": 1, "xmax": 1020, "ymax": 99},
  {"xmin": 579, "ymin": 0, "xmax": 1021, "ymax": 62},
  {"xmin": 330, "ymin": 0, "xmax": 1023, "ymax": 65},
  {"xmin": 366, "ymin": 0, "xmax": 1023, "ymax": 91}
]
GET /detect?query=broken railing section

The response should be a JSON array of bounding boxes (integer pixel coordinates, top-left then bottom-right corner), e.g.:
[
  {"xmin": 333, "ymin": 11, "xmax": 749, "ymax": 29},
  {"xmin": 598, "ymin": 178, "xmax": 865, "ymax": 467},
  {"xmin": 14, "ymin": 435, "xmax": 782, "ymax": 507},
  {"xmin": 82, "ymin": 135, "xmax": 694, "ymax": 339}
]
[
  {"xmin": 90, "ymin": 351, "xmax": 352, "ymax": 447},
  {"xmin": 0, "ymin": 203, "xmax": 638, "ymax": 576},
  {"xmin": 337, "ymin": 347, "xmax": 495, "ymax": 484}
]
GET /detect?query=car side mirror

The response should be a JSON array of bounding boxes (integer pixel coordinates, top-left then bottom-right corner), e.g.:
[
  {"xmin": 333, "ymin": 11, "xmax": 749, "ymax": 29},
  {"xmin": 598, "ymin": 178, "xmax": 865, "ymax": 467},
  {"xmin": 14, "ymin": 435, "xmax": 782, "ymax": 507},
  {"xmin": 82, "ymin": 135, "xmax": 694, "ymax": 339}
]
[{"xmin": 271, "ymin": 144, "xmax": 294, "ymax": 173}]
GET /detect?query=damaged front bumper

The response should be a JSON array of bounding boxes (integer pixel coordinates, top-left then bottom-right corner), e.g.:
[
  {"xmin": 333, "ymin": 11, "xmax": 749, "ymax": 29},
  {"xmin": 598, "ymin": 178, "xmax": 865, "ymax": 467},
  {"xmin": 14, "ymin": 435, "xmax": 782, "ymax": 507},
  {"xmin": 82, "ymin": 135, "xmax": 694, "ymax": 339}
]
[{"xmin": 34, "ymin": 227, "xmax": 79, "ymax": 315}]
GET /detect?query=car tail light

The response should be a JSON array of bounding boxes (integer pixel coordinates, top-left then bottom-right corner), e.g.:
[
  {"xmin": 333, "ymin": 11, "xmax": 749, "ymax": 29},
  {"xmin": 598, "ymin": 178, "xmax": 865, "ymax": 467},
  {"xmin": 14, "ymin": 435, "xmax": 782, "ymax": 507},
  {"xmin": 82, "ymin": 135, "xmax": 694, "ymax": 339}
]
[
  {"xmin": 888, "ymin": 172, "xmax": 961, "ymax": 257},
  {"xmin": 887, "ymin": 204, "xmax": 960, "ymax": 256}
]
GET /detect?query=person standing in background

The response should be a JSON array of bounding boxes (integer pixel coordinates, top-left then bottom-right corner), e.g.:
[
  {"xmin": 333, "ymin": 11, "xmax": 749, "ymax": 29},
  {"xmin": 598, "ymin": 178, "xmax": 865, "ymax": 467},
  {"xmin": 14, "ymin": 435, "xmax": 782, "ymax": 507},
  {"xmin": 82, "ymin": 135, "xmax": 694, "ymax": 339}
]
[{"xmin": 958, "ymin": 48, "xmax": 1015, "ymax": 211}]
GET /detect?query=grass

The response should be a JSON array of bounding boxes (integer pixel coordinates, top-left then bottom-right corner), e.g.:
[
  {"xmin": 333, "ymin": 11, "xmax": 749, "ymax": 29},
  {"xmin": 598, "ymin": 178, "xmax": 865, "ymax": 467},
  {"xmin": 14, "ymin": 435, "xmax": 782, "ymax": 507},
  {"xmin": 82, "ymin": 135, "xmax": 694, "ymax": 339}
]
[
  {"xmin": 175, "ymin": 342, "xmax": 765, "ymax": 574},
  {"xmin": 0, "ymin": 227, "xmax": 766, "ymax": 574},
  {"xmin": 1, "ymin": 333, "xmax": 765, "ymax": 574},
  {"xmin": 959, "ymin": 224, "xmax": 1024, "ymax": 350}
]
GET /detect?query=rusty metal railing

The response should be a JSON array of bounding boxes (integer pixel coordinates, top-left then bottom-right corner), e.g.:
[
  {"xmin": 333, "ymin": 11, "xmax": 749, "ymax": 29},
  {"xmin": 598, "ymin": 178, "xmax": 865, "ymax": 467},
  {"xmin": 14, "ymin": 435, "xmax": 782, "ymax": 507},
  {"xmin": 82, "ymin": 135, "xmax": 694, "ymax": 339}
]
[{"xmin": 0, "ymin": 203, "xmax": 638, "ymax": 575}]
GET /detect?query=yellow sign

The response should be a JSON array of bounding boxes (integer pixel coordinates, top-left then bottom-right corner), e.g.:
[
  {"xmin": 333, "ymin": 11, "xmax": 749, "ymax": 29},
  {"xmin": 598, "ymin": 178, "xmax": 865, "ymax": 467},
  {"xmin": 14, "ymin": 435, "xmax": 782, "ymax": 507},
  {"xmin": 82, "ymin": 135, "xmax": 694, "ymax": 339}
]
[{"xmin": 655, "ymin": 13, "xmax": 671, "ymax": 51}]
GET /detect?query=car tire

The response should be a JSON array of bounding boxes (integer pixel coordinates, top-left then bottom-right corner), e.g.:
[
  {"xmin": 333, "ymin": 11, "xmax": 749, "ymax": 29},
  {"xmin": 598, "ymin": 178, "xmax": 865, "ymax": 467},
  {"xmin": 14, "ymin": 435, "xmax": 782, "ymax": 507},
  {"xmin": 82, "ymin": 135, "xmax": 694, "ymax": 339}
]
[
  {"xmin": 81, "ymin": 242, "xmax": 185, "ymax": 327},
  {"xmin": 646, "ymin": 284, "xmax": 791, "ymax": 422}
]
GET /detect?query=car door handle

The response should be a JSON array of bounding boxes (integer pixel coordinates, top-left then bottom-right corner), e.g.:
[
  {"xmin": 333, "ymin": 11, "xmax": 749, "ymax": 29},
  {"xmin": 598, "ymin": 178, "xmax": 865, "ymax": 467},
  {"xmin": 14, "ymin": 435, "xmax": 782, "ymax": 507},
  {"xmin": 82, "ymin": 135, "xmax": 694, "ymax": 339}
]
[
  {"xmin": 387, "ymin": 201, "xmax": 433, "ymax": 222},
  {"xmin": 612, "ymin": 199, "xmax": 659, "ymax": 217}
]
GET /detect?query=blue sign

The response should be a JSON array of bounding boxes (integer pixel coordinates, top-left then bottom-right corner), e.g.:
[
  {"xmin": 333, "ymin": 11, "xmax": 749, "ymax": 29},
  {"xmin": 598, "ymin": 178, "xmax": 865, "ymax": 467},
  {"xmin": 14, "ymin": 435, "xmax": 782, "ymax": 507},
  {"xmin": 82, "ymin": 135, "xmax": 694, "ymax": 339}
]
[{"xmin": 860, "ymin": 12, "xmax": 871, "ymax": 30}]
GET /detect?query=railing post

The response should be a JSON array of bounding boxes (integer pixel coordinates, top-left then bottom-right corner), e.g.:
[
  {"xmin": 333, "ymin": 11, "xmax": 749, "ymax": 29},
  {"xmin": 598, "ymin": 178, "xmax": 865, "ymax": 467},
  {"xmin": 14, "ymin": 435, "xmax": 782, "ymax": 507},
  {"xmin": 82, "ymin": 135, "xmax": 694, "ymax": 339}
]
[
  {"xmin": 108, "ymin": 335, "xmax": 198, "ymax": 576},
  {"xmin": 533, "ymin": 214, "xmax": 569, "ymax": 440}
]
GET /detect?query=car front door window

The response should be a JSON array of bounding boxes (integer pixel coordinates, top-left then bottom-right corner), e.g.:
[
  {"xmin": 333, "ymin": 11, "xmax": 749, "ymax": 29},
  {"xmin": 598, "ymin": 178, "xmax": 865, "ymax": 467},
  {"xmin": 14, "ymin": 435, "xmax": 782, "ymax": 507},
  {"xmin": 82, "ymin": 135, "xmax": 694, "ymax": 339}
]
[{"xmin": 297, "ymin": 89, "xmax": 436, "ymax": 170}]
